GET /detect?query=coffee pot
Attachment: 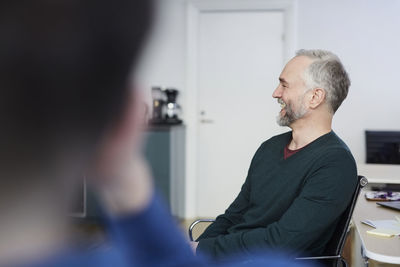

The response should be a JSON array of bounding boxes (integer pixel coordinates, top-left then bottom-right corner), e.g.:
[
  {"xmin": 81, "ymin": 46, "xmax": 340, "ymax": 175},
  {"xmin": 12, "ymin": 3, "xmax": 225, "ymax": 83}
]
[
  {"xmin": 164, "ymin": 88, "xmax": 182, "ymax": 123},
  {"xmin": 150, "ymin": 87, "xmax": 182, "ymax": 125}
]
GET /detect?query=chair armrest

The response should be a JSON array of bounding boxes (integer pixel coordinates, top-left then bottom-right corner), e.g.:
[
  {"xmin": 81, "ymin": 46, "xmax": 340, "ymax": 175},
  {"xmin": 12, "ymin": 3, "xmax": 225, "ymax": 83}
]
[{"xmin": 188, "ymin": 219, "xmax": 215, "ymax": 241}]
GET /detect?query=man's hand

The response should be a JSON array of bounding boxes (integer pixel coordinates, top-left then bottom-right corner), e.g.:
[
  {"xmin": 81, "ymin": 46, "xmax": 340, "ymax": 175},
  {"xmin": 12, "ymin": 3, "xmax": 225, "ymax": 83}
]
[
  {"xmin": 94, "ymin": 155, "xmax": 153, "ymax": 215},
  {"xmin": 190, "ymin": 242, "xmax": 198, "ymax": 254},
  {"xmin": 89, "ymin": 89, "xmax": 153, "ymax": 215}
]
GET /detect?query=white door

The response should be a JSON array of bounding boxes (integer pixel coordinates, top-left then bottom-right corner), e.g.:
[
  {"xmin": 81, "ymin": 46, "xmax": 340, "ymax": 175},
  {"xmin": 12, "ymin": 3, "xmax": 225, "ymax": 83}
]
[{"xmin": 197, "ymin": 10, "xmax": 286, "ymax": 217}]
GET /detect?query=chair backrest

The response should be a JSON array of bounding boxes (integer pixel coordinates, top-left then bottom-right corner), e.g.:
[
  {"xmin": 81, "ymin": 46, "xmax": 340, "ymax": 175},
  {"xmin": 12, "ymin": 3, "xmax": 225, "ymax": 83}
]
[{"xmin": 322, "ymin": 175, "xmax": 368, "ymax": 256}]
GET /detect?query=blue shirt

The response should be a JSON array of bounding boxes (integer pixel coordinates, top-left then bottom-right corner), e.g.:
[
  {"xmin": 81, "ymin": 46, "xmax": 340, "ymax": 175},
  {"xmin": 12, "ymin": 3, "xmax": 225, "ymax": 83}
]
[{"xmin": 25, "ymin": 194, "xmax": 314, "ymax": 267}]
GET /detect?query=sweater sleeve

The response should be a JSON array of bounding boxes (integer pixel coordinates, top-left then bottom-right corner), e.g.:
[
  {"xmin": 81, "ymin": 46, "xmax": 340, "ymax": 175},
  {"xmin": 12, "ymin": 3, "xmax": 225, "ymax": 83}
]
[
  {"xmin": 197, "ymin": 149, "xmax": 358, "ymax": 258},
  {"xmin": 196, "ymin": 176, "xmax": 251, "ymax": 241},
  {"xmin": 108, "ymin": 193, "xmax": 202, "ymax": 266},
  {"xmin": 197, "ymin": 142, "xmax": 267, "ymax": 245}
]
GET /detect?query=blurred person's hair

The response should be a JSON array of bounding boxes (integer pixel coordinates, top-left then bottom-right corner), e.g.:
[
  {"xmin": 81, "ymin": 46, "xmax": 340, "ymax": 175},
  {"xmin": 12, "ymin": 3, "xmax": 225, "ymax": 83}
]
[
  {"xmin": 296, "ymin": 49, "xmax": 350, "ymax": 113},
  {"xmin": 0, "ymin": 0, "xmax": 153, "ymax": 199}
]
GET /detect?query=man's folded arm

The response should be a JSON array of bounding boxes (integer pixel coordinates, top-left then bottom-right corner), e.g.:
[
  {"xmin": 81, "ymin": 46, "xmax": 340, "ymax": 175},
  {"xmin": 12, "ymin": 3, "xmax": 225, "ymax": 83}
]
[
  {"xmin": 196, "ymin": 176, "xmax": 251, "ymax": 240},
  {"xmin": 197, "ymin": 142, "xmax": 267, "ymax": 241},
  {"xmin": 197, "ymin": 150, "xmax": 358, "ymax": 258}
]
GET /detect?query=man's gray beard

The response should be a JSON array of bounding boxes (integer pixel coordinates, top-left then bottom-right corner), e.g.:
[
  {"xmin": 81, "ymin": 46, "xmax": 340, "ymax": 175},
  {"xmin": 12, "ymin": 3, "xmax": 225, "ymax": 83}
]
[{"xmin": 276, "ymin": 103, "xmax": 307, "ymax": 127}]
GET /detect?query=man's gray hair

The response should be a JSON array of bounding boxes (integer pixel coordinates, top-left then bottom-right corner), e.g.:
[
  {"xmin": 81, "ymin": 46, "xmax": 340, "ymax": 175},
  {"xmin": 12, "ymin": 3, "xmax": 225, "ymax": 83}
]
[{"xmin": 296, "ymin": 49, "xmax": 350, "ymax": 113}]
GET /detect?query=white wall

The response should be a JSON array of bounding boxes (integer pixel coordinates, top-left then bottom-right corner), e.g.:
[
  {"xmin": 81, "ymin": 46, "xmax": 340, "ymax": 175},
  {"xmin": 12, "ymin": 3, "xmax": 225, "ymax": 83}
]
[
  {"xmin": 137, "ymin": 0, "xmax": 400, "ymax": 218},
  {"xmin": 136, "ymin": 0, "xmax": 198, "ymax": 218},
  {"xmin": 297, "ymin": 0, "xmax": 400, "ymax": 164},
  {"xmin": 136, "ymin": 0, "xmax": 187, "ymax": 106}
]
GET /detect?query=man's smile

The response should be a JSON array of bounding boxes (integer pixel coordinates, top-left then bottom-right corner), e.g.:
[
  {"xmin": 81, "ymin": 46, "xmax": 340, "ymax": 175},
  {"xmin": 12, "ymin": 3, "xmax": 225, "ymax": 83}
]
[{"xmin": 278, "ymin": 99, "xmax": 287, "ymax": 114}]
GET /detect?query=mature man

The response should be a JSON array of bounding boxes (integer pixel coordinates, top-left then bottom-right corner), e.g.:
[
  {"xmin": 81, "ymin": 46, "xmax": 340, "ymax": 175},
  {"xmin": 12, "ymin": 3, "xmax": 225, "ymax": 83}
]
[{"xmin": 195, "ymin": 50, "xmax": 358, "ymax": 259}]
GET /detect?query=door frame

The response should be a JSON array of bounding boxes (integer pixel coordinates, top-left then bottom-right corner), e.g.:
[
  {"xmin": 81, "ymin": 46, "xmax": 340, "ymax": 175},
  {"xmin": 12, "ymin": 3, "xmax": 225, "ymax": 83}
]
[{"xmin": 184, "ymin": 0, "xmax": 297, "ymax": 218}]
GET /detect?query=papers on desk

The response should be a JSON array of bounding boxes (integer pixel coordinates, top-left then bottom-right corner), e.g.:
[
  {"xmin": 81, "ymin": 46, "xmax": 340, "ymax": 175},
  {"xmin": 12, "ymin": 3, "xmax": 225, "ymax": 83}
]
[
  {"xmin": 365, "ymin": 191, "xmax": 400, "ymax": 201},
  {"xmin": 362, "ymin": 217, "xmax": 400, "ymax": 237}
]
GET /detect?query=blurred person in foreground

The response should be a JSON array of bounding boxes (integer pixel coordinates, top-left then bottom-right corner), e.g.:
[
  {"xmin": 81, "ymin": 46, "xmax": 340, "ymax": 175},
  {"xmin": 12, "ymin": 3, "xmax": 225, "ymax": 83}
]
[
  {"xmin": 194, "ymin": 50, "xmax": 357, "ymax": 259},
  {"xmin": 0, "ymin": 1, "xmax": 313, "ymax": 267}
]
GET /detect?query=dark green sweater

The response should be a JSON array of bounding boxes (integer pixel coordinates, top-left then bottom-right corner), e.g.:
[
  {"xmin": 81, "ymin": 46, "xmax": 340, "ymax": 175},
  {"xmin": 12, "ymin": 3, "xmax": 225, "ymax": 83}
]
[{"xmin": 197, "ymin": 131, "xmax": 357, "ymax": 259}]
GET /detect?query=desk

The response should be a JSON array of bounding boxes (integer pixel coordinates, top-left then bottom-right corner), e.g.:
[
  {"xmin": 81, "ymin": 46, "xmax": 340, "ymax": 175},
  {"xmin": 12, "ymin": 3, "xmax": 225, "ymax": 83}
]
[
  {"xmin": 357, "ymin": 164, "xmax": 400, "ymax": 184},
  {"xmin": 352, "ymin": 190, "xmax": 400, "ymax": 265}
]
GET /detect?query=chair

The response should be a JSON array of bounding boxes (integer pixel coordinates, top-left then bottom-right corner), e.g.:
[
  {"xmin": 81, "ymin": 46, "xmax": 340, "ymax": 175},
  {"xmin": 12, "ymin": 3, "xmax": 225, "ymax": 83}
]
[{"xmin": 189, "ymin": 175, "xmax": 368, "ymax": 267}]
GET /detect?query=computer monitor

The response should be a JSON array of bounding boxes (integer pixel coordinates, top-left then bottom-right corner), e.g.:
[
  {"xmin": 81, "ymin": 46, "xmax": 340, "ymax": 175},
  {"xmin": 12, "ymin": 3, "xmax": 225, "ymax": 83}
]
[{"xmin": 366, "ymin": 130, "xmax": 400, "ymax": 164}]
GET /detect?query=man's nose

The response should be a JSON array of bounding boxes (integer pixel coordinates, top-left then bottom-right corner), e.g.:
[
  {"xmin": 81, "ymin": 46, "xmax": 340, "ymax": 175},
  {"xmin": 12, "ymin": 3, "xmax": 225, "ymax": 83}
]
[{"xmin": 272, "ymin": 86, "xmax": 282, "ymax": 98}]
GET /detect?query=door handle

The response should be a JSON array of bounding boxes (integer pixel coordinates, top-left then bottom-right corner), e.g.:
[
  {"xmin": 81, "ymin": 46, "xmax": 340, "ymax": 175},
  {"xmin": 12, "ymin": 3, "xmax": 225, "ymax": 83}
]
[{"xmin": 200, "ymin": 119, "xmax": 214, "ymax": 124}]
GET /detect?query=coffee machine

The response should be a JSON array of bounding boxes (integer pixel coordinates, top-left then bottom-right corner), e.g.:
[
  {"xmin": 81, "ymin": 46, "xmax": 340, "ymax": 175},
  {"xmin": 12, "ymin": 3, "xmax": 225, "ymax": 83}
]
[
  {"xmin": 164, "ymin": 88, "xmax": 182, "ymax": 124},
  {"xmin": 150, "ymin": 87, "xmax": 165, "ymax": 124},
  {"xmin": 150, "ymin": 87, "xmax": 182, "ymax": 125}
]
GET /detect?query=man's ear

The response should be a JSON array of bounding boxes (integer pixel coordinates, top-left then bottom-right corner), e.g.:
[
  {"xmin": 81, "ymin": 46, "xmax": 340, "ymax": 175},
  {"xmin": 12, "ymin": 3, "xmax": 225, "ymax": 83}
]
[
  {"xmin": 309, "ymin": 88, "xmax": 326, "ymax": 109},
  {"xmin": 106, "ymin": 88, "xmax": 146, "ymax": 154},
  {"xmin": 92, "ymin": 87, "xmax": 147, "ymax": 181}
]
